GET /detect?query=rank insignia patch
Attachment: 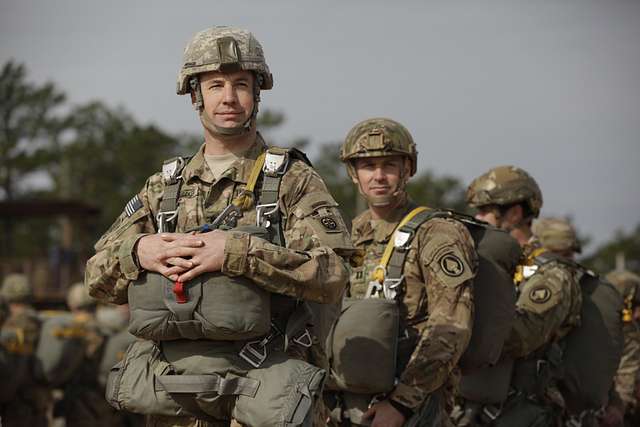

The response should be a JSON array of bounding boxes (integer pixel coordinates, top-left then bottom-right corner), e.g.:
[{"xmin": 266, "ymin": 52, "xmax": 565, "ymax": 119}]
[
  {"xmin": 320, "ymin": 216, "xmax": 338, "ymax": 230},
  {"xmin": 439, "ymin": 254, "xmax": 465, "ymax": 277},
  {"xmin": 124, "ymin": 195, "xmax": 143, "ymax": 217}
]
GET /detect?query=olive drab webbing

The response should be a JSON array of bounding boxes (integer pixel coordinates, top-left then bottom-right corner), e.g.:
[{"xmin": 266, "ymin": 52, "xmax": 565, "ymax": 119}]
[{"xmin": 118, "ymin": 147, "xmax": 322, "ymax": 425}]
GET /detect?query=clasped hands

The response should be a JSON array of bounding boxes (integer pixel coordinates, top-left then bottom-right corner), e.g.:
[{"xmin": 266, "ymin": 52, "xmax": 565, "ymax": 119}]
[{"xmin": 136, "ymin": 231, "xmax": 228, "ymax": 282}]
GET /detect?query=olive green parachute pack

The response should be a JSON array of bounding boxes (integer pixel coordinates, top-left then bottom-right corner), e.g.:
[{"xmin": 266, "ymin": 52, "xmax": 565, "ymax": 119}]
[
  {"xmin": 33, "ymin": 311, "xmax": 88, "ymax": 387},
  {"xmin": 533, "ymin": 255, "xmax": 624, "ymax": 414},
  {"xmin": 328, "ymin": 208, "xmax": 520, "ymax": 395},
  {"xmin": 112, "ymin": 147, "xmax": 326, "ymax": 425}
]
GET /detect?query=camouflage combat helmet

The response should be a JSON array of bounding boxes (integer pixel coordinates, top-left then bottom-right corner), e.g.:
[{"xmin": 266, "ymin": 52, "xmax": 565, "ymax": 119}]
[
  {"xmin": 176, "ymin": 26, "xmax": 273, "ymax": 95},
  {"xmin": 67, "ymin": 282, "xmax": 96, "ymax": 311},
  {"xmin": 341, "ymin": 118, "xmax": 418, "ymax": 177},
  {"xmin": 532, "ymin": 217, "xmax": 581, "ymax": 253},
  {"xmin": 466, "ymin": 165, "xmax": 543, "ymax": 218},
  {"xmin": 177, "ymin": 26, "xmax": 273, "ymax": 137},
  {"xmin": 1, "ymin": 273, "xmax": 32, "ymax": 303}
]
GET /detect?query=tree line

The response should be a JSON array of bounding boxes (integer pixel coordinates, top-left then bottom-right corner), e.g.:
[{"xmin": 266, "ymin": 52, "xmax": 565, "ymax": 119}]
[{"xmin": 0, "ymin": 60, "xmax": 637, "ymax": 274}]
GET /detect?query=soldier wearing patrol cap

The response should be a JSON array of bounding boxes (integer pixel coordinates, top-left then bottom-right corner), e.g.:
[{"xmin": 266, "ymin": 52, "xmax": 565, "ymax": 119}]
[
  {"xmin": 330, "ymin": 118, "xmax": 477, "ymax": 426},
  {"xmin": 603, "ymin": 269, "xmax": 640, "ymax": 427},
  {"xmin": 460, "ymin": 170, "xmax": 583, "ymax": 425},
  {"xmin": 85, "ymin": 26, "xmax": 353, "ymax": 427}
]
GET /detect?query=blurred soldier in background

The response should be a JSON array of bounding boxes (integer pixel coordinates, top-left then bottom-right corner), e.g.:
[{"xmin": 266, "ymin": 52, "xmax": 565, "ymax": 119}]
[
  {"xmin": 0, "ymin": 273, "xmax": 51, "ymax": 426},
  {"xmin": 602, "ymin": 269, "xmax": 640, "ymax": 427},
  {"xmin": 54, "ymin": 282, "xmax": 124, "ymax": 427}
]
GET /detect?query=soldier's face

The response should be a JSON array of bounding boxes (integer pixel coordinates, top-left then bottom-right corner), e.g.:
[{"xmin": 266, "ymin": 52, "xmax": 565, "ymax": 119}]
[
  {"xmin": 199, "ymin": 70, "xmax": 255, "ymax": 129},
  {"xmin": 354, "ymin": 156, "xmax": 405, "ymax": 199}
]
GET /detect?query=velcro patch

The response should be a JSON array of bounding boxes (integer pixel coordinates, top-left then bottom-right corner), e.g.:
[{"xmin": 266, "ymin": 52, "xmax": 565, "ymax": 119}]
[
  {"xmin": 439, "ymin": 253, "xmax": 465, "ymax": 277},
  {"xmin": 124, "ymin": 195, "xmax": 143, "ymax": 217},
  {"xmin": 529, "ymin": 286, "xmax": 552, "ymax": 304}
]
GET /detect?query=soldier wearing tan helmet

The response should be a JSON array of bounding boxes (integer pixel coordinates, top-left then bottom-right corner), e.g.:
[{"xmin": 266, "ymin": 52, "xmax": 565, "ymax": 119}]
[
  {"xmin": 85, "ymin": 26, "xmax": 353, "ymax": 427},
  {"xmin": 331, "ymin": 118, "xmax": 477, "ymax": 426},
  {"xmin": 603, "ymin": 269, "xmax": 640, "ymax": 427},
  {"xmin": 458, "ymin": 170, "xmax": 583, "ymax": 425}
]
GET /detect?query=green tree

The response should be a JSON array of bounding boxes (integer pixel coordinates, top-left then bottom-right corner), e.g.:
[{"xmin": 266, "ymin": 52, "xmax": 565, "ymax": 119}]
[
  {"xmin": 0, "ymin": 61, "xmax": 66, "ymax": 200},
  {"xmin": 581, "ymin": 223, "xmax": 640, "ymax": 274}
]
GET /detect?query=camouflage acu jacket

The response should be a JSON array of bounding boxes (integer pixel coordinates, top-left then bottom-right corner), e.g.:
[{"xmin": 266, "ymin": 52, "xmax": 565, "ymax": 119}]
[
  {"xmin": 85, "ymin": 134, "xmax": 353, "ymax": 306},
  {"xmin": 349, "ymin": 199, "xmax": 477, "ymax": 410}
]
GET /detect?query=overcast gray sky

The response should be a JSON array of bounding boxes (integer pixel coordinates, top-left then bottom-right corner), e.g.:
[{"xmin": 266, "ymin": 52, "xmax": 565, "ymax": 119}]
[{"xmin": 1, "ymin": 0, "xmax": 639, "ymax": 252}]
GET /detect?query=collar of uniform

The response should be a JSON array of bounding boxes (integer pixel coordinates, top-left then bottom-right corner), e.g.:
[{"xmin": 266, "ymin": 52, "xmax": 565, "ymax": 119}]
[
  {"xmin": 352, "ymin": 199, "xmax": 419, "ymax": 245},
  {"xmin": 182, "ymin": 133, "xmax": 268, "ymax": 185}
]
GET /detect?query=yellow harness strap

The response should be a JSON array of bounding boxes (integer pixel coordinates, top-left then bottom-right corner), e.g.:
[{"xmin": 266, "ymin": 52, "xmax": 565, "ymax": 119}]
[
  {"xmin": 231, "ymin": 152, "xmax": 267, "ymax": 210},
  {"xmin": 372, "ymin": 206, "xmax": 429, "ymax": 283}
]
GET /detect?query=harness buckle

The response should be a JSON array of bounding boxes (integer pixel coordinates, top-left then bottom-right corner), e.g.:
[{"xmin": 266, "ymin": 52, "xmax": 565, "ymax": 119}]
[
  {"xmin": 256, "ymin": 202, "xmax": 279, "ymax": 228},
  {"xmin": 292, "ymin": 329, "xmax": 313, "ymax": 348},
  {"xmin": 239, "ymin": 340, "xmax": 268, "ymax": 368},
  {"xmin": 263, "ymin": 152, "xmax": 289, "ymax": 176},
  {"xmin": 157, "ymin": 210, "xmax": 179, "ymax": 233},
  {"xmin": 482, "ymin": 404, "xmax": 501, "ymax": 421},
  {"xmin": 365, "ymin": 280, "xmax": 384, "ymax": 298},
  {"xmin": 382, "ymin": 276, "xmax": 404, "ymax": 300}
]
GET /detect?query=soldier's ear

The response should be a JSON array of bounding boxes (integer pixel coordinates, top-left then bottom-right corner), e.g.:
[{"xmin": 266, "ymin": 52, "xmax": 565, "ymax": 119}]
[{"xmin": 504, "ymin": 204, "xmax": 524, "ymax": 226}]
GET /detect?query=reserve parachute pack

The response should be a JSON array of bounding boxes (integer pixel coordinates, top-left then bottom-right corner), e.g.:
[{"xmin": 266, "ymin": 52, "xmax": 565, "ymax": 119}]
[
  {"xmin": 33, "ymin": 311, "xmax": 88, "ymax": 386},
  {"xmin": 116, "ymin": 147, "xmax": 324, "ymax": 425},
  {"xmin": 328, "ymin": 207, "xmax": 520, "ymax": 394},
  {"xmin": 531, "ymin": 255, "xmax": 624, "ymax": 414}
]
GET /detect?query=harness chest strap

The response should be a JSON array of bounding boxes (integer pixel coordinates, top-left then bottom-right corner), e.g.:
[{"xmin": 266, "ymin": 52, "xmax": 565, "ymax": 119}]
[{"xmin": 372, "ymin": 206, "xmax": 429, "ymax": 284}]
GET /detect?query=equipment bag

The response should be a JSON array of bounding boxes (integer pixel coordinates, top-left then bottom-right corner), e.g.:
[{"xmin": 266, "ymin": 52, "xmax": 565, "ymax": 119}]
[
  {"xmin": 98, "ymin": 329, "xmax": 138, "ymax": 388},
  {"xmin": 33, "ymin": 312, "xmax": 87, "ymax": 386},
  {"xmin": 128, "ymin": 226, "xmax": 272, "ymax": 342},
  {"xmin": 107, "ymin": 339, "xmax": 324, "ymax": 426},
  {"xmin": 457, "ymin": 215, "xmax": 520, "ymax": 371},
  {"xmin": 328, "ymin": 297, "xmax": 400, "ymax": 394},
  {"xmin": 557, "ymin": 266, "xmax": 624, "ymax": 413}
]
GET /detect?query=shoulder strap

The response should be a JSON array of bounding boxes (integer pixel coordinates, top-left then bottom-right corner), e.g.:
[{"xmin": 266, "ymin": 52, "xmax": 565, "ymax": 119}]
[
  {"xmin": 256, "ymin": 147, "xmax": 296, "ymax": 247},
  {"xmin": 374, "ymin": 207, "xmax": 446, "ymax": 284},
  {"xmin": 157, "ymin": 156, "xmax": 190, "ymax": 233}
]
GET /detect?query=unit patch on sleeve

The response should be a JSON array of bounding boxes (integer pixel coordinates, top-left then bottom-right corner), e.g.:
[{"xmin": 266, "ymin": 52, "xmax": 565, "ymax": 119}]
[
  {"xmin": 529, "ymin": 286, "xmax": 552, "ymax": 304},
  {"xmin": 439, "ymin": 253, "xmax": 465, "ymax": 277},
  {"xmin": 320, "ymin": 216, "xmax": 338, "ymax": 230},
  {"xmin": 124, "ymin": 195, "xmax": 143, "ymax": 217}
]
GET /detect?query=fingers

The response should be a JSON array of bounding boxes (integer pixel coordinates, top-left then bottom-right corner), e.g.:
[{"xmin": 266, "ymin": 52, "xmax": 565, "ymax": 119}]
[
  {"xmin": 161, "ymin": 233, "xmax": 205, "ymax": 247},
  {"xmin": 177, "ymin": 264, "xmax": 207, "ymax": 283},
  {"xmin": 160, "ymin": 246, "xmax": 200, "ymax": 260},
  {"xmin": 165, "ymin": 257, "xmax": 193, "ymax": 269}
]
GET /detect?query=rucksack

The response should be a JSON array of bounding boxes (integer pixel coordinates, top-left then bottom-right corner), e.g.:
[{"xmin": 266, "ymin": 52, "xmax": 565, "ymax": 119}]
[{"xmin": 550, "ymin": 261, "xmax": 624, "ymax": 413}]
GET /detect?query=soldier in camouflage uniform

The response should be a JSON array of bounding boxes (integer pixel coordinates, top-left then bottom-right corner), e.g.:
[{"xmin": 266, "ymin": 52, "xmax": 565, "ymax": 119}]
[
  {"xmin": 603, "ymin": 269, "xmax": 640, "ymax": 427},
  {"xmin": 0, "ymin": 273, "xmax": 51, "ymax": 427},
  {"xmin": 334, "ymin": 118, "xmax": 477, "ymax": 426},
  {"xmin": 85, "ymin": 26, "xmax": 352, "ymax": 427},
  {"xmin": 55, "ymin": 282, "xmax": 127, "ymax": 427},
  {"xmin": 463, "ymin": 170, "xmax": 583, "ymax": 425}
]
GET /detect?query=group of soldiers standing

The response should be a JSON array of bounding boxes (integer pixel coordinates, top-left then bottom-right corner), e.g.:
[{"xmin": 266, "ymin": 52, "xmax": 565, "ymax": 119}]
[{"xmin": 1, "ymin": 26, "xmax": 639, "ymax": 427}]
